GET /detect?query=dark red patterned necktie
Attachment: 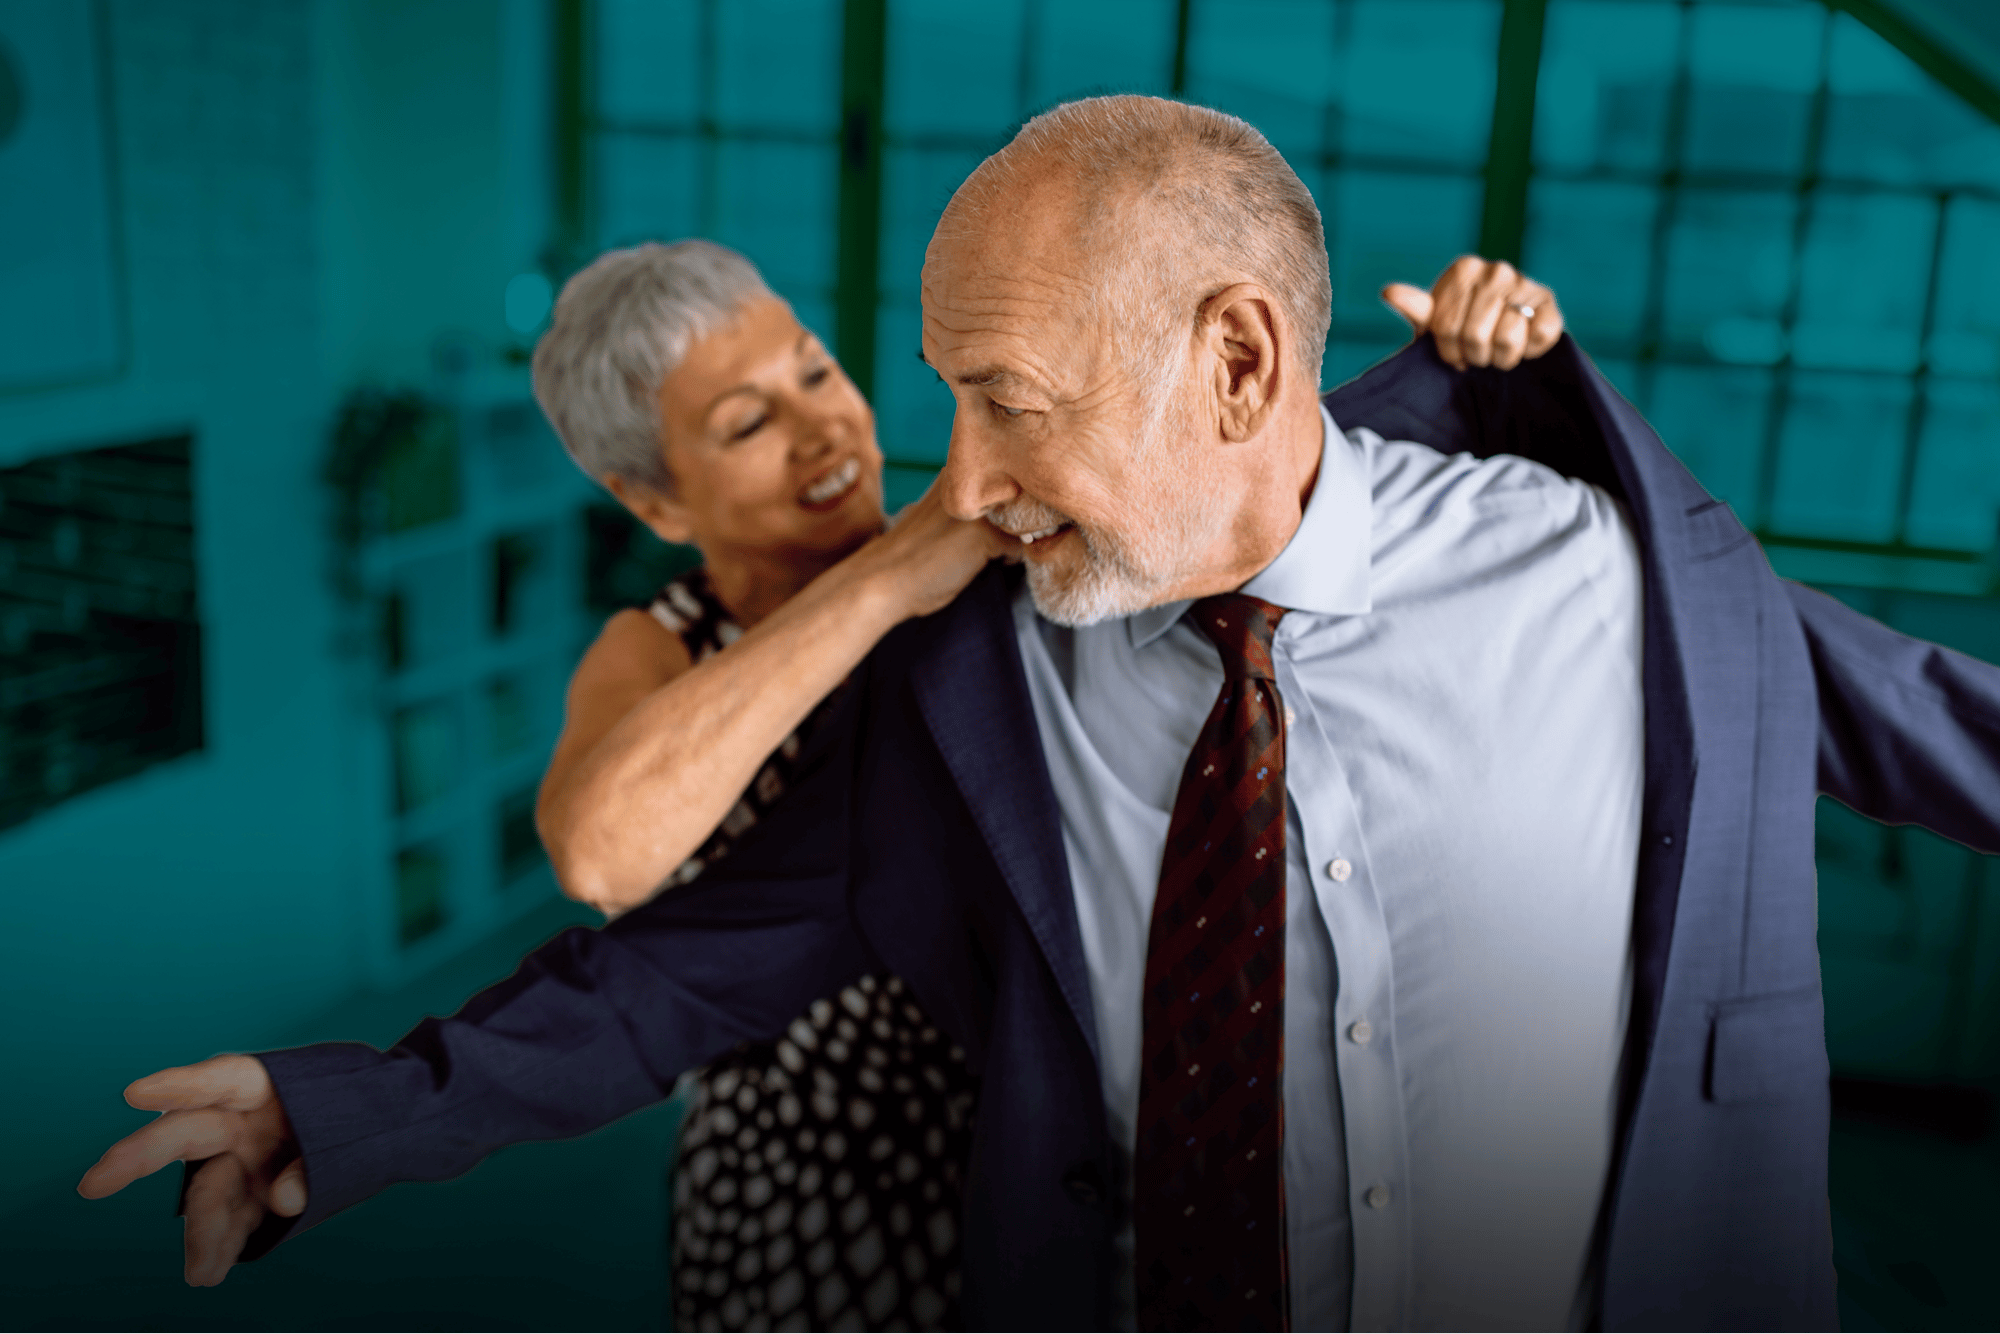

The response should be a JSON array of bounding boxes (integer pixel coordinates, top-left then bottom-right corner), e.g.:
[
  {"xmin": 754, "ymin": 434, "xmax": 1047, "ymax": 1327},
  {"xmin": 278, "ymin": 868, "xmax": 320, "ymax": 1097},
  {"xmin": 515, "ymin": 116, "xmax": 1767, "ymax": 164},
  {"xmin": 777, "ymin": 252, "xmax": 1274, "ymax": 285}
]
[{"xmin": 1135, "ymin": 593, "xmax": 1290, "ymax": 1332}]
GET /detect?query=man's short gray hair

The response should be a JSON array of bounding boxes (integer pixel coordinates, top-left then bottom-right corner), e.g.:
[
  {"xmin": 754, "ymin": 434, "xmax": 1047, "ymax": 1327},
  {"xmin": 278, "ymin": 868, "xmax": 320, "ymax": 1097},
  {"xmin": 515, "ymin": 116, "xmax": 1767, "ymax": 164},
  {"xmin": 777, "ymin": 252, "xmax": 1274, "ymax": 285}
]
[
  {"xmin": 952, "ymin": 96, "xmax": 1332, "ymax": 392},
  {"xmin": 532, "ymin": 239, "xmax": 774, "ymax": 492}
]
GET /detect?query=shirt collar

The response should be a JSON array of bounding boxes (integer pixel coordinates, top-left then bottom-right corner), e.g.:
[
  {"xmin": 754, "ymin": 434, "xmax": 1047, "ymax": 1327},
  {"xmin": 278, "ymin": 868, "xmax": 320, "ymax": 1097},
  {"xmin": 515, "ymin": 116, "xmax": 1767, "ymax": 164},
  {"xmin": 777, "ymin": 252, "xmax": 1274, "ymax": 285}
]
[{"xmin": 1126, "ymin": 404, "xmax": 1374, "ymax": 649}]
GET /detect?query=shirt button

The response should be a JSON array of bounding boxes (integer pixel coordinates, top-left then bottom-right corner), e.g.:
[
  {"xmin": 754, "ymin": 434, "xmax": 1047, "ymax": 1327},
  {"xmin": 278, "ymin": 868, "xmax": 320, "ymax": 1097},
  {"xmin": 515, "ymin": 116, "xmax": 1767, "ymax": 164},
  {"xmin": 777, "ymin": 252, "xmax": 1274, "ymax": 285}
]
[
  {"xmin": 1364, "ymin": 1184, "xmax": 1391, "ymax": 1209},
  {"xmin": 1348, "ymin": 1019, "xmax": 1373, "ymax": 1045},
  {"xmin": 1326, "ymin": 858, "xmax": 1352, "ymax": 882}
]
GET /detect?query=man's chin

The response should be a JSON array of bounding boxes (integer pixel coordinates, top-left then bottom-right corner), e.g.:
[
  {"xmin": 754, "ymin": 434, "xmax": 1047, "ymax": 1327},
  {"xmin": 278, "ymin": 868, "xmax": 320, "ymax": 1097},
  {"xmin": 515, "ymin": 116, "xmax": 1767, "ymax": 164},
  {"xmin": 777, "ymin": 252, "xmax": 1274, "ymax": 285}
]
[{"xmin": 1023, "ymin": 557, "xmax": 1163, "ymax": 628}]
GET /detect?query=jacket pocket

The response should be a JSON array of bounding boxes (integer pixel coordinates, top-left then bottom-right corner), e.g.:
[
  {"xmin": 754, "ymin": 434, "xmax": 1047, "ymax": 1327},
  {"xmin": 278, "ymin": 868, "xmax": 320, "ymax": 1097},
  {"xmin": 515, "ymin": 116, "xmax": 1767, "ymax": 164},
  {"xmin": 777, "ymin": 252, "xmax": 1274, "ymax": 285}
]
[{"xmin": 1705, "ymin": 988, "xmax": 1827, "ymax": 1104}]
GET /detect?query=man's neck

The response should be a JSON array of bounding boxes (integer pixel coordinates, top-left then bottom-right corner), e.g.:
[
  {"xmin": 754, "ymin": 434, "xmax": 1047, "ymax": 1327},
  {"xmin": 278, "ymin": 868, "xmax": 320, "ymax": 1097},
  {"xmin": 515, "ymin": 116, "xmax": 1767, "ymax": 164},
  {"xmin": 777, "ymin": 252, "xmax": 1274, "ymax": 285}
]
[{"xmin": 1152, "ymin": 391, "xmax": 1327, "ymax": 605}]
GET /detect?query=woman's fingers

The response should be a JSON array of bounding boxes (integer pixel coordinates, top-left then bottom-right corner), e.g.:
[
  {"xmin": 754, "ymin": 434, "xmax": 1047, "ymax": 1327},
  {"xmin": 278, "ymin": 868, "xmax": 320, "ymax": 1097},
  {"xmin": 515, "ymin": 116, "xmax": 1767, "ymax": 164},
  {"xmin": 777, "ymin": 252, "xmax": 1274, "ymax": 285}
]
[
  {"xmin": 1380, "ymin": 282, "xmax": 1434, "ymax": 335},
  {"xmin": 1412, "ymin": 258, "xmax": 1565, "ymax": 370},
  {"xmin": 1458, "ymin": 261, "xmax": 1522, "ymax": 368},
  {"xmin": 126, "ymin": 1055, "xmax": 272, "ymax": 1114},
  {"xmin": 78, "ymin": 1107, "xmax": 242, "ymax": 1199},
  {"xmin": 1522, "ymin": 281, "xmax": 1564, "ymax": 356}
]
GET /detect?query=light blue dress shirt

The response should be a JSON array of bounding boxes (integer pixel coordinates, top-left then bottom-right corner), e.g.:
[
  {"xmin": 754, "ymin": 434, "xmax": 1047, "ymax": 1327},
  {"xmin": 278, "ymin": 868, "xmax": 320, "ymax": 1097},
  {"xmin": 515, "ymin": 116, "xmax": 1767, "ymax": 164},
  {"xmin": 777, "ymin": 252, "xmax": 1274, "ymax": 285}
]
[{"xmin": 1015, "ymin": 407, "xmax": 1645, "ymax": 1331}]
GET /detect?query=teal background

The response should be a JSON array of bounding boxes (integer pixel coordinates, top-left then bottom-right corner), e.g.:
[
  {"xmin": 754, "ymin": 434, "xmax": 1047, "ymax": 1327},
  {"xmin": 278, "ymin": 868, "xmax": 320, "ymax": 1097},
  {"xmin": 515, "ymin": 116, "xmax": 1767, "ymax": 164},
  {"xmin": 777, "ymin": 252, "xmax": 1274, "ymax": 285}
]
[{"xmin": 3, "ymin": 0, "xmax": 1998, "ymax": 1328}]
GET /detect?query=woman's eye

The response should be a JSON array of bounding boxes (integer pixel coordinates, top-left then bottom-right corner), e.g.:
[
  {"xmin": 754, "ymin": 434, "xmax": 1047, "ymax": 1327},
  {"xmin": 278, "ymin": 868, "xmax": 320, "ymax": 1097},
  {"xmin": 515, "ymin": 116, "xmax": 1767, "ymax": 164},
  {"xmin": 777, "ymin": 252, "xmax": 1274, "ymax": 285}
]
[
  {"xmin": 729, "ymin": 415, "xmax": 768, "ymax": 441},
  {"xmin": 803, "ymin": 365, "xmax": 830, "ymax": 388}
]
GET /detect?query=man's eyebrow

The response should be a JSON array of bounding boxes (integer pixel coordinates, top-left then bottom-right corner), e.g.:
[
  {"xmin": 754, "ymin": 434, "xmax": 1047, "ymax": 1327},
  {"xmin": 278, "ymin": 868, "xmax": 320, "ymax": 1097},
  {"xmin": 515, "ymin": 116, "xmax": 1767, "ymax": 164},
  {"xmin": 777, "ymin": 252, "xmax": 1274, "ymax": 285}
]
[{"xmin": 913, "ymin": 349, "xmax": 1014, "ymax": 388}]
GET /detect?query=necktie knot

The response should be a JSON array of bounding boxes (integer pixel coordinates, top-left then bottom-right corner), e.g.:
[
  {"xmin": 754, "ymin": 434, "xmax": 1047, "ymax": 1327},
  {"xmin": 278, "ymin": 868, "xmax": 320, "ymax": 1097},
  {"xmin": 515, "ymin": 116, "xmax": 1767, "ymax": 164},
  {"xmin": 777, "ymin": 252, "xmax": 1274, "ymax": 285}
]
[{"xmin": 1192, "ymin": 593, "xmax": 1287, "ymax": 681}]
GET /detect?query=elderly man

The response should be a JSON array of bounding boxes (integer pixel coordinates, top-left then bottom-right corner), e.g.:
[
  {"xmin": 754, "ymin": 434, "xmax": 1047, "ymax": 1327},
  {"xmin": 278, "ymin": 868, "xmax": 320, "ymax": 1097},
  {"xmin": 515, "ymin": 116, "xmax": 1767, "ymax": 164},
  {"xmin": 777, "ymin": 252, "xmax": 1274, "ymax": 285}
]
[{"xmin": 82, "ymin": 96, "xmax": 2000, "ymax": 1331}]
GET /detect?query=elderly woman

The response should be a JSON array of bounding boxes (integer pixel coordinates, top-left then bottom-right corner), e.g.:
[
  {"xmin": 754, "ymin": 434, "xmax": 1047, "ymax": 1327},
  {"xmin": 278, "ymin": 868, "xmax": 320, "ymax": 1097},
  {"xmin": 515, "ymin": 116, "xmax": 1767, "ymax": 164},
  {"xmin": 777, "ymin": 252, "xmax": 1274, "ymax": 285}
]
[{"xmin": 532, "ymin": 240, "xmax": 1010, "ymax": 1332}]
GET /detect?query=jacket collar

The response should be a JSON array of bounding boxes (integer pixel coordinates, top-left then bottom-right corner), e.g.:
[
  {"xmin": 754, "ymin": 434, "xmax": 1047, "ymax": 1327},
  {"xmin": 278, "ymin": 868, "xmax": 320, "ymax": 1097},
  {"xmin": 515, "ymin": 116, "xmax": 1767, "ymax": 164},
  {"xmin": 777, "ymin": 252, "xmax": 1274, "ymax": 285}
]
[{"xmin": 909, "ymin": 566, "xmax": 1102, "ymax": 1066}]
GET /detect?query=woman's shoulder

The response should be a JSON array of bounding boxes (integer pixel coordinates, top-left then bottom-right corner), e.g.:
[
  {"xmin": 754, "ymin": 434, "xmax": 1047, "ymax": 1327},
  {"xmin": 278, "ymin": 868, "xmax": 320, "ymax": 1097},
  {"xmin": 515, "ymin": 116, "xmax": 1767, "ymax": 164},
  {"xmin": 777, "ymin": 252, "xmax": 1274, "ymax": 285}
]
[{"xmin": 648, "ymin": 565, "xmax": 742, "ymax": 658}]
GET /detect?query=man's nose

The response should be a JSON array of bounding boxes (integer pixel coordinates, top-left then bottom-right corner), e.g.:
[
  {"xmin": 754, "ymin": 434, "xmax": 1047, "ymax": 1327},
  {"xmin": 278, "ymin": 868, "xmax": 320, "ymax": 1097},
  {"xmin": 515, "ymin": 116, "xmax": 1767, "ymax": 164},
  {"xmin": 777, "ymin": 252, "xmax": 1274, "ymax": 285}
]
[{"xmin": 936, "ymin": 415, "xmax": 1018, "ymax": 521}]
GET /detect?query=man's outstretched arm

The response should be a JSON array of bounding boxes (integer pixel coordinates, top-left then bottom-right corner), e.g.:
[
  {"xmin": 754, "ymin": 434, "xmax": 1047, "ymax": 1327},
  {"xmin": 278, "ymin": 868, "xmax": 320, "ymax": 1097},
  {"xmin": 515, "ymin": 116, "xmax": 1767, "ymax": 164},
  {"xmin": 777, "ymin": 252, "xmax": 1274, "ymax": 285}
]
[
  {"xmin": 78, "ymin": 693, "xmax": 874, "ymax": 1285},
  {"xmin": 1789, "ymin": 580, "xmax": 2000, "ymax": 851}
]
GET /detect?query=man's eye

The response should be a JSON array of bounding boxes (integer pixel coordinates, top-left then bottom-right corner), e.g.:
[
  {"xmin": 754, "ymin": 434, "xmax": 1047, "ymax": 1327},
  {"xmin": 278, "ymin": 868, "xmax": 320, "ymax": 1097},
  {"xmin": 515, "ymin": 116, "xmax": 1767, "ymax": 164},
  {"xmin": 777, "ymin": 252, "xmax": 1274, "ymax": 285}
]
[{"xmin": 991, "ymin": 401, "xmax": 1027, "ymax": 419}]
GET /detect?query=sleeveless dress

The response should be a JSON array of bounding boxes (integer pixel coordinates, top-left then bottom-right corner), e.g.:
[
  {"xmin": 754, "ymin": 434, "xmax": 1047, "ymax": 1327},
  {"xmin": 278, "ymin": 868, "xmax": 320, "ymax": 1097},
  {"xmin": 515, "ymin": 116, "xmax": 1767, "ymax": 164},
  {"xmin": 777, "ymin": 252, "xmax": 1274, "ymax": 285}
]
[{"xmin": 648, "ymin": 567, "xmax": 978, "ymax": 1333}]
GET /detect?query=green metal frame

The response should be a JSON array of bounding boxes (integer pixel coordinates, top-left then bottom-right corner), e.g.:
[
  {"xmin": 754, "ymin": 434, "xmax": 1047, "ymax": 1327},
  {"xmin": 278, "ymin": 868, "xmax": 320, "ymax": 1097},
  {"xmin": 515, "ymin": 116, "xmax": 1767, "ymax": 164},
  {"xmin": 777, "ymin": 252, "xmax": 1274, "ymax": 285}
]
[
  {"xmin": 1478, "ymin": 0, "xmax": 1548, "ymax": 265},
  {"xmin": 1829, "ymin": 0, "xmax": 2000, "ymax": 127},
  {"xmin": 835, "ymin": 0, "xmax": 888, "ymax": 402}
]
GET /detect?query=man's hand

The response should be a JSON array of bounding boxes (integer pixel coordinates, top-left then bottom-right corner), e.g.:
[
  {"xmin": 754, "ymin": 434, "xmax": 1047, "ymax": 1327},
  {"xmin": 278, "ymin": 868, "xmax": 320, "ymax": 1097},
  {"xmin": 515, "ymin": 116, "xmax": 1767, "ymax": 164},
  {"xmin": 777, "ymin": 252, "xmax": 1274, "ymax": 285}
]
[
  {"xmin": 77, "ymin": 1054, "xmax": 305, "ymax": 1287},
  {"xmin": 1382, "ymin": 256, "xmax": 1565, "ymax": 371}
]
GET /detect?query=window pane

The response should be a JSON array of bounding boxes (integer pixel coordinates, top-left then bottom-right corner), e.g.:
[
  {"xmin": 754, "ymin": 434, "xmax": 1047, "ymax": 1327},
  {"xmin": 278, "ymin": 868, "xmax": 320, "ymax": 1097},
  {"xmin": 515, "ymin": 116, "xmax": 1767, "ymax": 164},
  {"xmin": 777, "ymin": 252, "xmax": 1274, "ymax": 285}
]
[
  {"xmin": 1324, "ymin": 341, "xmax": 1404, "ymax": 392},
  {"xmin": 1338, "ymin": 0, "xmax": 1501, "ymax": 168},
  {"xmin": 1647, "ymin": 364, "xmax": 1772, "ymax": 525},
  {"xmin": 594, "ymin": 133, "xmax": 700, "ymax": 247},
  {"xmin": 393, "ymin": 698, "xmax": 461, "ymax": 814},
  {"xmin": 1660, "ymin": 188, "xmax": 1796, "ymax": 363},
  {"xmin": 1328, "ymin": 170, "xmax": 1483, "ymax": 338},
  {"xmin": 885, "ymin": 0, "xmax": 1027, "ymax": 139},
  {"xmin": 880, "ymin": 145, "xmax": 986, "ymax": 304},
  {"xmin": 1793, "ymin": 191, "xmax": 1935, "ymax": 374},
  {"xmin": 1822, "ymin": 12, "xmax": 2000, "ymax": 193},
  {"xmin": 1031, "ymin": 0, "xmax": 1177, "ymax": 107},
  {"xmin": 1768, "ymin": 370, "xmax": 1911, "ymax": 542},
  {"xmin": 1186, "ymin": 0, "xmax": 1340, "ymax": 165},
  {"xmin": 1904, "ymin": 378, "xmax": 2000, "ymax": 552},
  {"xmin": 1930, "ymin": 198, "xmax": 2000, "ymax": 380},
  {"xmin": 1523, "ymin": 179, "xmax": 1659, "ymax": 350},
  {"xmin": 1682, "ymin": 2, "xmax": 1824, "ymax": 178},
  {"xmin": 872, "ymin": 302, "xmax": 953, "ymax": 466},
  {"xmin": 715, "ymin": 0, "xmax": 841, "ymax": 135},
  {"xmin": 713, "ymin": 141, "xmax": 838, "ymax": 298},
  {"xmin": 596, "ymin": 0, "xmax": 700, "ymax": 126},
  {"xmin": 1534, "ymin": 0, "xmax": 1681, "ymax": 175}
]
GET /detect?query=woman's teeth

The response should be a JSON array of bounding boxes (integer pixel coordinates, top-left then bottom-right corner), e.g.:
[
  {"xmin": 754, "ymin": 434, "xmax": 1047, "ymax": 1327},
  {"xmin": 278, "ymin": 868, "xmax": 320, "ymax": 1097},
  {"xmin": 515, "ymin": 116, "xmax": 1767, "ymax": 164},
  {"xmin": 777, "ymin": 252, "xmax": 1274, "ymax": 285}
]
[{"xmin": 802, "ymin": 458, "xmax": 859, "ymax": 504}]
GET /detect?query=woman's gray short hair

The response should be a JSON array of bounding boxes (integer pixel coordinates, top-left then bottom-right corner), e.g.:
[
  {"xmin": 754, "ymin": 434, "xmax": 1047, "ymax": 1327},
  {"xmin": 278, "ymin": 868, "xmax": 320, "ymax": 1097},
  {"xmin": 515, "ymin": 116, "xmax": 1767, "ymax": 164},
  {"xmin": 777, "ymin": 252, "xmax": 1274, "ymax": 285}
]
[{"xmin": 532, "ymin": 239, "xmax": 774, "ymax": 493}]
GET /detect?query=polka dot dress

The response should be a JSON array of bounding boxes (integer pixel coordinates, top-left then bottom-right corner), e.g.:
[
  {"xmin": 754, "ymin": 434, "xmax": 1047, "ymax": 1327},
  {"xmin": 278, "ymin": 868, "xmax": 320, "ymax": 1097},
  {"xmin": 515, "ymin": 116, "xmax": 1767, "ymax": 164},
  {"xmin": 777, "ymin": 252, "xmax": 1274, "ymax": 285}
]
[
  {"xmin": 673, "ymin": 977, "xmax": 976, "ymax": 1332},
  {"xmin": 648, "ymin": 570, "xmax": 977, "ymax": 1332}
]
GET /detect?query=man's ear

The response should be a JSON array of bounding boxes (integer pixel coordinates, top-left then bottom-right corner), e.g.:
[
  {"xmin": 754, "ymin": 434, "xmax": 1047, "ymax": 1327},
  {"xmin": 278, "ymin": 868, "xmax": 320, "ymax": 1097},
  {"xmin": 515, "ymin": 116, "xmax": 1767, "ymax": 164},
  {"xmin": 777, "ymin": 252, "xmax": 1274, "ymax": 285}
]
[
  {"xmin": 1198, "ymin": 284, "xmax": 1286, "ymax": 443},
  {"xmin": 605, "ymin": 474, "xmax": 696, "ymax": 547}
]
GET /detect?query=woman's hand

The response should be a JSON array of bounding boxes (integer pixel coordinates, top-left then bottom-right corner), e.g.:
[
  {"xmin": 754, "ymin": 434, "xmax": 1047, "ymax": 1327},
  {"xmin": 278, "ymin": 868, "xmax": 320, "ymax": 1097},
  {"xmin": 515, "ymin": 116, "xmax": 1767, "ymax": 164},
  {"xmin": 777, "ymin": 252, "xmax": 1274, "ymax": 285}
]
[
  {"xmin": 1382, "ymin": 256, "xmax": 1565, "ymax": 371},
  {"xmin": 855, "ymin": 478, "xmax": 1021, "ymax": 621}
]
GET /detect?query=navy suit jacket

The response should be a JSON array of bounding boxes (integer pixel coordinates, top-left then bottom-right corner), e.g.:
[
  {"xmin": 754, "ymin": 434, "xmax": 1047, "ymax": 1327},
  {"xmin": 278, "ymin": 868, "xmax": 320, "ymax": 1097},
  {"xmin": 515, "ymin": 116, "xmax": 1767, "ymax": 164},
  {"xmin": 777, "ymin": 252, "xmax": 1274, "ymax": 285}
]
[{"xmin": 255, "ymin": 336, "xmax": 2000, "ymax": 1329}]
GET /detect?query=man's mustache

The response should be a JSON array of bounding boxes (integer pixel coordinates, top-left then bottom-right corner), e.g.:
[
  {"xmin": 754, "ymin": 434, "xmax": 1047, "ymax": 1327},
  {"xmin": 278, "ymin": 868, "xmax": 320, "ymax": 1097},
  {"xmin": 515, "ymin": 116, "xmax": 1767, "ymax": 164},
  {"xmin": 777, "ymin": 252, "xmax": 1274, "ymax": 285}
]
[{"xmin": 983, "ymin": 497, "xmax": 1073, "ymax": 538}]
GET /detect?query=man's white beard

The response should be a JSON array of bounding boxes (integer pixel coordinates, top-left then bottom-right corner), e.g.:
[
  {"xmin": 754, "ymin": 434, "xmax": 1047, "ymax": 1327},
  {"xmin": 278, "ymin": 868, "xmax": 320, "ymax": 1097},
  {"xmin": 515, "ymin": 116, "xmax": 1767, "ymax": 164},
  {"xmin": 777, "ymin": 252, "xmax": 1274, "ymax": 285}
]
[{"xmin": 991, "ymin": 389, "xmax": 1223, "ymax": 627}]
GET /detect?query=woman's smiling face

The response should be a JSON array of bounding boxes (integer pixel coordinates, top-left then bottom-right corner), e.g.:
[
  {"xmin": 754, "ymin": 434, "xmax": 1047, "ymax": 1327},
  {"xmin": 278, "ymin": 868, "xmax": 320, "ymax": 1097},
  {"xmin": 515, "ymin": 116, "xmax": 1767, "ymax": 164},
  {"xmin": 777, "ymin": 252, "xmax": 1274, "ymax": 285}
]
[{"xmin": 629, "ymin": 297, "xmax": 886, "ymax": 570}]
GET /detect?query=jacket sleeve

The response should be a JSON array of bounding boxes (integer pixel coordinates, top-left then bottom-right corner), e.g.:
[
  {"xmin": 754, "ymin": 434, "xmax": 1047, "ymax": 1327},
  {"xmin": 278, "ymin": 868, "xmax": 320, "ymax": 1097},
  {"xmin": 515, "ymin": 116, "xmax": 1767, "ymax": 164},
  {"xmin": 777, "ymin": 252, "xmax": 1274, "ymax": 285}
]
[
  {"xmin": 240, "ymin": 684, "xmax": 877, "ymax": 1257},
  {"xmin": 1786, "ymin": 579, "xmax": 2000, "ymax": 853}
]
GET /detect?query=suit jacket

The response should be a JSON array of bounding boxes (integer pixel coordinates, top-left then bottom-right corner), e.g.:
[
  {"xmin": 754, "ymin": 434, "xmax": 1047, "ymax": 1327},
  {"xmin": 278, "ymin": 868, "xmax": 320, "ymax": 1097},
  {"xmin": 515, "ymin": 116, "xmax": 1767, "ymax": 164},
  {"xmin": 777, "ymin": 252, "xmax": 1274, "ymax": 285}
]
[{"xmin": 254, "ymin": 336, "xmax": 2000, "ymax": 1329}]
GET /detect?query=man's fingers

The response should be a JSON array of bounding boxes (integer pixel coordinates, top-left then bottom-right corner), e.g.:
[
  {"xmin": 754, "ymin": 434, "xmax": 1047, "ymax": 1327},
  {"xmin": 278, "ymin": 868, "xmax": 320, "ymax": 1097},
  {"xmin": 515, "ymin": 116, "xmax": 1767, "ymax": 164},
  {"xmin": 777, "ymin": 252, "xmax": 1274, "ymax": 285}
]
[
  {"xmin": 78, "ymin": 1107, "xmax": 241, "ymax": 1199},
  {"xmin": 1380, "ymin": 283, "xmax": 1434, "ymax": 335},
  {"xmin": 182, "ymin": 1154, "xmax": 260, "ymax": 1287},
  {"xmin": 126, "ymin": 1055, "xmax": 272, "ymax": 1115},
  {"xmin": 269, "ymin": 1158, "xmax": 309, "ymax": 1217}
]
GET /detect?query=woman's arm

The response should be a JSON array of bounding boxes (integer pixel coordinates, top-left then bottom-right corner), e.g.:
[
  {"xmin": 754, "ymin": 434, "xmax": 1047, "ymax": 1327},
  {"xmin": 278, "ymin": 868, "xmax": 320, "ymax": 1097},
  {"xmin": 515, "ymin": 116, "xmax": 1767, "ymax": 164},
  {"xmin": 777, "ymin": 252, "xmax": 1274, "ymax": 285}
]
[{"xmin": 538, "ymin": 488, "xmax": 1012, "ymax": 915}]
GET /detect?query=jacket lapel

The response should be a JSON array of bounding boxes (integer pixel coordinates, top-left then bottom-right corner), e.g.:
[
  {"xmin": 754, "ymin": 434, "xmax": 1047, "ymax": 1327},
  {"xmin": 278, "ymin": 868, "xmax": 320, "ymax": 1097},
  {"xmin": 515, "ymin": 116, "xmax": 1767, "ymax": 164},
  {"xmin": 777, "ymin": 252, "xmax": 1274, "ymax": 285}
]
[{"xmin": 909, "ymin": 565, "xmax": 1102, "ymax": 1065}]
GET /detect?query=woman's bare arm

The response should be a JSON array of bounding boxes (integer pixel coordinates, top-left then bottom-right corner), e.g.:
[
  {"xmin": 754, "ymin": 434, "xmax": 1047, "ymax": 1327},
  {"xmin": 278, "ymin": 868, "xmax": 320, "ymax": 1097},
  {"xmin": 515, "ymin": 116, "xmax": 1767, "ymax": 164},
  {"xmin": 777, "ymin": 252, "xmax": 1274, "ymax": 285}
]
[{"xmin": 538, "ymin": 488, "xmax": 1013, "ymax": 915}]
